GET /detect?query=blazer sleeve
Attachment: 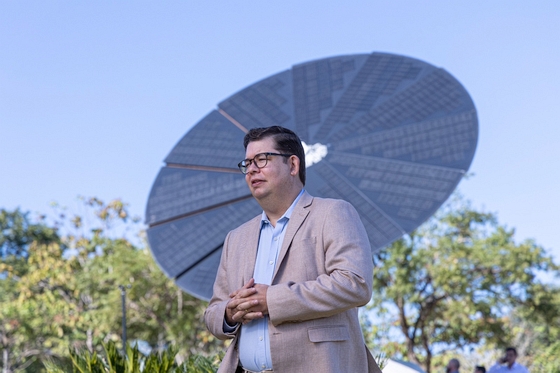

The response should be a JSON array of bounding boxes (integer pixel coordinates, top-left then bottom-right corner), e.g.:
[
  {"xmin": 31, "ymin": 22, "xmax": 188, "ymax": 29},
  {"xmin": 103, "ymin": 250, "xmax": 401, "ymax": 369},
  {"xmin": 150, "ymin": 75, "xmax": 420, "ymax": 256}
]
[
  {"xmin": 203, "ymin": 232, "xmax": 240, "ymax": 340},
  {"xmin": 267, "ymin": 199, "xmax": 374, "ymax": 325}
]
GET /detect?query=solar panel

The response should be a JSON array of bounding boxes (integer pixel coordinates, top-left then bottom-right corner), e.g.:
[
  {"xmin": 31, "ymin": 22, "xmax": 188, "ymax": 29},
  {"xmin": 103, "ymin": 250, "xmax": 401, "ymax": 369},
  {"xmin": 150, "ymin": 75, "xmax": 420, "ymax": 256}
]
[{"xmin": 145, "ymin": 52, "xmax": 478, "ymax": 300}]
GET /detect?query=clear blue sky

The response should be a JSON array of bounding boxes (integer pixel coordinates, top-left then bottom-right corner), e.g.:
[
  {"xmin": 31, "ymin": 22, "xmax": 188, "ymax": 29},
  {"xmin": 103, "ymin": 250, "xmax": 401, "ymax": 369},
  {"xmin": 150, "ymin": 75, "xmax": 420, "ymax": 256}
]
[{"xmin": 1, "ymin": 1, "xmax": 559, "ymax": 262}]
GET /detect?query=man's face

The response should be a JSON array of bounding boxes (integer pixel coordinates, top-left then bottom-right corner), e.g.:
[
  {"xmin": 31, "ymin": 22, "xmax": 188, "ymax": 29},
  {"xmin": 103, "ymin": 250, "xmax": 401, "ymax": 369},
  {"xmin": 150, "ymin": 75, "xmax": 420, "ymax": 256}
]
[
  {"xmin": 506, "ymin": 350, "xmax": 516, "ymax": 365},
  {"xmin": 244, "ymin": 137, "xmax": 293, "ymax": 201}
]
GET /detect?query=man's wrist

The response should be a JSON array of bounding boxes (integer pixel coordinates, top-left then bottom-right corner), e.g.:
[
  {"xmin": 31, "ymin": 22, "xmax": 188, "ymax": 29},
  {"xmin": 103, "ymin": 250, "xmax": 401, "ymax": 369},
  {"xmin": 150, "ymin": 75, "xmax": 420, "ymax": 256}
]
[{"xmin": 223, "ymin": 318, "xmax": 238, "ymax": 333}]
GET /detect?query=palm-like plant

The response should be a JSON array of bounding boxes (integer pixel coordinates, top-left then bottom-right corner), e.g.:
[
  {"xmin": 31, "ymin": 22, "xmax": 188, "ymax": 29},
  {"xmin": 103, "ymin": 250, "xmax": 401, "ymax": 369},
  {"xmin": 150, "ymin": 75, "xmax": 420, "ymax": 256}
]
[{"xmin": 44, "ymin": 341, "xmax": 219, "ymax": 373}]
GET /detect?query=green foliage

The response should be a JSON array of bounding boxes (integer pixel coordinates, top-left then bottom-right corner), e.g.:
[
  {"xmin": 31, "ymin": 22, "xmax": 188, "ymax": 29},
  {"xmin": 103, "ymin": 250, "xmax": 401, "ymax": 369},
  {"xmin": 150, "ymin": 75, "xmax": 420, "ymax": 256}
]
[
  {"xmin": 0, "ymin": 208, "xmax": 59, "ymax": 258},
  {"xmin": 182, "ymin": 355, "xmax": 219, "ymax": 373},
  {"xmin": 368, "ymin": 196, "xmax": 560, "ymax": 373},
  {"xmin": 484, "ymin": 303, "xmax": 560, "ymax": 372},
  {"xmin": 532, "ymin": 341, "xmax": 560, "ymax": 373},
  {"xmin": 44, "ymin": 341, "xmax": 219, "ymax": 373},
  {"xmin": 1, "ymin": 208, "xmax": 61, "ymax": 372},
  {"xmin": 0, "ymin": 198, "xmax": 221, "ymax": 372},
  {"xmin": 373, "ymin": 353, "xmax": 388, "ymax": 371}
]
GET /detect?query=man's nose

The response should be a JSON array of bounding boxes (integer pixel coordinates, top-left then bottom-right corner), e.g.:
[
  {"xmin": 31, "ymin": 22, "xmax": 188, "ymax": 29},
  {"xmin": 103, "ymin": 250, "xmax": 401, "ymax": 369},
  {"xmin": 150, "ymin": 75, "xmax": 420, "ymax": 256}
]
[{"xmin": 246, "ymin": 161, "xmax": 260, "ymax": 173}]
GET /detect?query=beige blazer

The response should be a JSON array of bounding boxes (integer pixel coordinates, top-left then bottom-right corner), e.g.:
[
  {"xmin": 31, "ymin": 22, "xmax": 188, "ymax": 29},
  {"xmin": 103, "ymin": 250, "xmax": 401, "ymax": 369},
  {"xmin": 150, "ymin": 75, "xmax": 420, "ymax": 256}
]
[{"xmin": 204, "ymin": 191, "xmax": 381, "ymax": 373}]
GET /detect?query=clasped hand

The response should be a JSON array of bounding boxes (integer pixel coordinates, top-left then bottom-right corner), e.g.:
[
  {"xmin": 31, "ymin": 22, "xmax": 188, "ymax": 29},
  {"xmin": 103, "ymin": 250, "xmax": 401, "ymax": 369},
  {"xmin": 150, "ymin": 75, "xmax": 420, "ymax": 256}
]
[{"xmin": 225, "ymin": 278, "xmax": 269, "ymax": 325}]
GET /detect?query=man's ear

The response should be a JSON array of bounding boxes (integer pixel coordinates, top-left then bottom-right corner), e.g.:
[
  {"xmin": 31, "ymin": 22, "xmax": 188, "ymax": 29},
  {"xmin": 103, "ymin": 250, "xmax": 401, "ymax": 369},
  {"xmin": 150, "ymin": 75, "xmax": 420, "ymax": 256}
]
[{"xmin": 290, "ymin": 155, "xmax": 300, "ymax": 176}]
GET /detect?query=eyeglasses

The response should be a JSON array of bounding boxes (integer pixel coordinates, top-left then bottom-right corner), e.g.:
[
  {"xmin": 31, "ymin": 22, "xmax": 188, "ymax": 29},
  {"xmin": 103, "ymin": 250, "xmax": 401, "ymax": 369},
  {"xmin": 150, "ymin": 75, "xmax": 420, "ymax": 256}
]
[{"xmin": 238, "ymin": 152, "xmax": 292, "ymax": 174}]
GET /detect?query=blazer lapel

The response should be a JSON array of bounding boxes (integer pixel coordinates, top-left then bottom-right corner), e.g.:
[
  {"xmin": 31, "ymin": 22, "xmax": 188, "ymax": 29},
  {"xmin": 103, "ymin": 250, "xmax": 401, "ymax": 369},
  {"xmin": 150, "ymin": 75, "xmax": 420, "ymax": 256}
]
[
  {"xmin": 242, "ymin": 216, "xmax": 262, "ymax": 283},
  {"xmin": 272, "ymin": 191, "xmax": 313, "ymax": 280}
]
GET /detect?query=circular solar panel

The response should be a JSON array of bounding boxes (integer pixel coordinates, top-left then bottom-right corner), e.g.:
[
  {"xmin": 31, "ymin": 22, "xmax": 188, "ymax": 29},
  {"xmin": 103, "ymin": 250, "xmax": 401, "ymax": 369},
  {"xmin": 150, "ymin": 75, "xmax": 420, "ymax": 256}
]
[{"xmin": 145, "ymin": 52, "xmax": 478, "ymax": 300}]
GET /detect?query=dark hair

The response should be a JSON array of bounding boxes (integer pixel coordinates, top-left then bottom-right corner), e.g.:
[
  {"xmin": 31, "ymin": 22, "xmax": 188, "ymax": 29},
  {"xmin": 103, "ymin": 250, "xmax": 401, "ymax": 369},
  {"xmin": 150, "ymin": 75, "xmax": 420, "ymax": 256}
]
[
  {"xmin": 475, "ymin": 366, "xmax": 486, "ymax": 373},
  {"xmin": 243, "ymin": 126, "xmax": 306, "ymax": 185},
  {"xmin": 449, "ymin": 359, "xmax": 460, "ymax": 369},
  {"xmin": 506, "ymin": 347, "xmax": 518, "ymax": 356}
]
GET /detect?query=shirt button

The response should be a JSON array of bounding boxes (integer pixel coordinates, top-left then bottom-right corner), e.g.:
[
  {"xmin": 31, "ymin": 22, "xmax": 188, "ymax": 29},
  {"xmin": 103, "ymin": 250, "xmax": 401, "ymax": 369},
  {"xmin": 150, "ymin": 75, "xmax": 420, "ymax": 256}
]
[
  {"xmin": 274, "ymin": 237, "xmax": 278, "ymax": 241},
  {"xmin": 259, "ymin": 336, "xmax": 263, "ymax": 341},
  {"xmin": 262, "ymin": 364, "xmax": 266, "ymax": 369},
  {"xmin": 269, "ymin": 261, "xmax": 274, "ymax": 265}
]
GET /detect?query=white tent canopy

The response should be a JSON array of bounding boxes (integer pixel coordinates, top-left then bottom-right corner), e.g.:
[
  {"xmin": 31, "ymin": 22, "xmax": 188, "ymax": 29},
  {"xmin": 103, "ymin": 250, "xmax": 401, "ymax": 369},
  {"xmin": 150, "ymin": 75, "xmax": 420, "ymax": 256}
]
[{"xmin": 383, "ymin": 359, "xmax": 426, "ymax": 373}]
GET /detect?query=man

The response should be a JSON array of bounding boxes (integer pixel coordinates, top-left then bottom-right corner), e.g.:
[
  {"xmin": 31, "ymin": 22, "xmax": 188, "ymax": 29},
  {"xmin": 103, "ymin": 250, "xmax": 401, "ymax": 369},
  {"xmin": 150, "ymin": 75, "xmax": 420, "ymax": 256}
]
[
  {"xmin": 204, "ymin": 126, "xmax": 380, "ymax": 373},
  {"xmin": 488, "ymin": 347, "xmax": 529, "ymax": 373},
  {"xmin": 447, "ymin": 359, "xmax": 460, "ymax": 373}
]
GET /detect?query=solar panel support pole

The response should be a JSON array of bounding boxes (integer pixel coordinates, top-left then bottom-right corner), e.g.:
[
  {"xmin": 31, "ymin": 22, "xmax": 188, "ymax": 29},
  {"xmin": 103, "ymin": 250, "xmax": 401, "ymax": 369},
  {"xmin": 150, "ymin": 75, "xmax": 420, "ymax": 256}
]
[{"xmin": 118, "ymin": 285, "xmax": 128, "ymax": 354}]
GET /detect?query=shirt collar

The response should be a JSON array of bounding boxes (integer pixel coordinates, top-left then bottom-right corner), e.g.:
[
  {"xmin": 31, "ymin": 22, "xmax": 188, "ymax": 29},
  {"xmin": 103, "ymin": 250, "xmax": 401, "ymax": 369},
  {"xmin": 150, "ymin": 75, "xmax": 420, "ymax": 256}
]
[{"xmin": 261, "ymin": 189, "xmax": 305, "ymax": 225}]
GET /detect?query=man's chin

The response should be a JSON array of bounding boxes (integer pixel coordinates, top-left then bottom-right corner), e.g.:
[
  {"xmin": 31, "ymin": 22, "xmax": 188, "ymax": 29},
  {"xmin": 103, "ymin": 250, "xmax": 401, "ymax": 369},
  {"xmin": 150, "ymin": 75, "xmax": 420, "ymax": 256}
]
[{"xmin": 250, "ymin": 188, "xmax": 268, "ymax": 200}]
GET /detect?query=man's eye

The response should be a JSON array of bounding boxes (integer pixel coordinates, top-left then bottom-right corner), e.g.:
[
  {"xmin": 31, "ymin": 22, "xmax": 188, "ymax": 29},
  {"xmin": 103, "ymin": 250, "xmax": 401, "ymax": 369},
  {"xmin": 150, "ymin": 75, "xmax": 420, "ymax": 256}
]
[{"xmin": 256, "ymin": 155, "xmax": 267, "ymax": 162}]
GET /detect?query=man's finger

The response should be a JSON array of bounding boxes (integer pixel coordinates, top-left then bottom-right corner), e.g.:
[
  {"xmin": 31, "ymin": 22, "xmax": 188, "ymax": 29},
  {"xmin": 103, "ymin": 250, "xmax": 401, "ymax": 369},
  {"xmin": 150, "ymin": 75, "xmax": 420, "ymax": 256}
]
[
  {"xmin": 229, "ymin": 278, "xmax": 256, "ymax": 298},
  {"xmin": 232, "ymin": 308, "xmax": 252, "ymax": 323},
  {"xmin": 241, "ymin": 311, "xmax": 264, "ymax": 323},
  {"xmin": 227, "ymin": 294, "xmax": 257, "ymax": 311},
  {"xmin": 229, "ymin": 288, "xmax": 257, "ymax": 302},
  {"xmin": 228, "ymin": 299, "xmax": 259, "ymax": 313}
]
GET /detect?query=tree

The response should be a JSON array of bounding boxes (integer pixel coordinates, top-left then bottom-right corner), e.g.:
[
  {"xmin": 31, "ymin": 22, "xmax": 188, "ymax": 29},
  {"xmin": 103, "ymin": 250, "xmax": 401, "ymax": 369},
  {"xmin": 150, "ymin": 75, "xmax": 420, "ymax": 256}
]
[
  {"xmin": 532, "ymin": 341, "xmax": 560, "ymax": 373},
  {"xmin": 0, "ymin": 209, "xmax": 60, "ymax": 372},
  {"xmin": 0, "ymin": 198, "xmax": 220, "ymax": 372},
  {"xmin": 368, "ymin": 197, "xmax": 560, "ymax": 373},
  {"xmin": 481, "ymin": 292, "xmax": 560, "ymax": 371},
  {"xmin": 0, "ymin": 208, "xmax": 58, "ymax": 258}
]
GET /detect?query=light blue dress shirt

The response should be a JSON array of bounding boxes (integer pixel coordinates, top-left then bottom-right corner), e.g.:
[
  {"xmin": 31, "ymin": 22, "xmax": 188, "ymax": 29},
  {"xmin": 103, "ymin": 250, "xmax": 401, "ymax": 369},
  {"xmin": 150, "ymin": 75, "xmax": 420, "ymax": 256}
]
[{"xmin": 237, "ymin": 189, "xmax": 304, "ymax": 372}]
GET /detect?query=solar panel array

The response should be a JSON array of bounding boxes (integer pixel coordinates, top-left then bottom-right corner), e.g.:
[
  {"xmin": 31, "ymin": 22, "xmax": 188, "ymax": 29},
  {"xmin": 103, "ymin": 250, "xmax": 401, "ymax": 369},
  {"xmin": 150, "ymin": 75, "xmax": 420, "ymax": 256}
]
[{"xmin": 145, "ymin": 52, "xmax": 478, "ymax": 300}]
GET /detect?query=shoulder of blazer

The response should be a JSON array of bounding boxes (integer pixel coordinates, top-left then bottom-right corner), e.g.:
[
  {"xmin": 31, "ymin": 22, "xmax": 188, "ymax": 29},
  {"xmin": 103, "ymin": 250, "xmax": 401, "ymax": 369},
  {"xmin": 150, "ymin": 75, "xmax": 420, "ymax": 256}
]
[
  {"xmin": 299, "ymin": 190, "xmax": 314, "ymax": 209},
  {"xmin": 228, "ymin": 213, "xmax": 261, "ymax": 237},
  {"xmin": 230, "ymin": 214, "xmax": 262, "ymax": 233},
  {"xmin": 303, "ymin": 193, "xmax": 351, "ymax": 212}
]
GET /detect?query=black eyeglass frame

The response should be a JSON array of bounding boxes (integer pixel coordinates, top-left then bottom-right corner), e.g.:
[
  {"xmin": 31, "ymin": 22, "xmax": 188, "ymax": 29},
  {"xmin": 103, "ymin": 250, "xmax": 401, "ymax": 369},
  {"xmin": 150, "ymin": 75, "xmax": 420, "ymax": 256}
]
[{"xmin": 238, "ymin": 152, "xmax": 293, "ymax": 174}]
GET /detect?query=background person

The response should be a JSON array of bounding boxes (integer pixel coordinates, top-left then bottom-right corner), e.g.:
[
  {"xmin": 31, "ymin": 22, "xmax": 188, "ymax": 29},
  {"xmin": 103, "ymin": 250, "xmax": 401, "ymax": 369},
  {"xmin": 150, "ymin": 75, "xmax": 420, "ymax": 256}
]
[
  {"xmin": 489, "ymin": 347, "xmax": 529, "ymax": 373},
  {"xmin": 475, "ymin": 366, "xmax": 486, "ymax": 373},
  {"xmin": 447, "ymin": 358, "xmax": 460, "ymax": 373}
]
